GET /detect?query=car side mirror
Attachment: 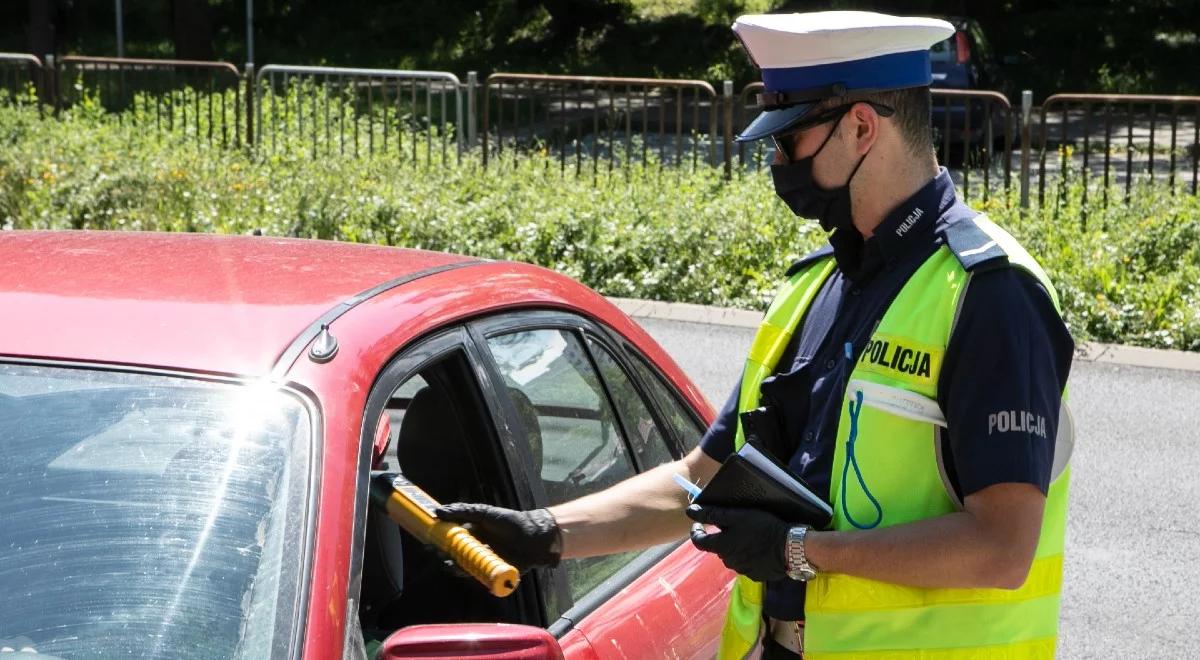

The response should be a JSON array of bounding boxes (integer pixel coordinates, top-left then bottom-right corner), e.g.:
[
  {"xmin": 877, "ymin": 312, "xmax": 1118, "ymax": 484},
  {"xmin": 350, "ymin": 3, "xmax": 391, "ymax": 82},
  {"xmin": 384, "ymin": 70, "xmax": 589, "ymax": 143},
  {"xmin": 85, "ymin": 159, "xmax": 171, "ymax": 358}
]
[{"xmin": 377, "ymin": 623, "xmax": 565, "ymax": 660}]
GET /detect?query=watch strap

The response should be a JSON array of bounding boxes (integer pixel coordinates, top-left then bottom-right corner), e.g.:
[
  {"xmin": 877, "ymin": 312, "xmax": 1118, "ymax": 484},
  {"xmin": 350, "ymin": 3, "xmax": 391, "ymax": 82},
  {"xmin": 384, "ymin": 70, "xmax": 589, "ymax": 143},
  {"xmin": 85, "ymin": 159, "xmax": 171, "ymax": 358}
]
[{"xmin": 785, "ymin": 525, "xmax": 816, "ymax": 581}]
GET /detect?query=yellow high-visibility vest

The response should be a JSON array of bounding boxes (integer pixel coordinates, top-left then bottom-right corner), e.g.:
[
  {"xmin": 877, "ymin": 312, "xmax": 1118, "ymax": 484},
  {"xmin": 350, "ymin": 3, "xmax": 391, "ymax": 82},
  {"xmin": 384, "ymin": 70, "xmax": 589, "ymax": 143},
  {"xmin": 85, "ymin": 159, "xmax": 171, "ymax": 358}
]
[{"xmin": 717, "ymin": 214, "xmax": 1070, "ymax": 660}]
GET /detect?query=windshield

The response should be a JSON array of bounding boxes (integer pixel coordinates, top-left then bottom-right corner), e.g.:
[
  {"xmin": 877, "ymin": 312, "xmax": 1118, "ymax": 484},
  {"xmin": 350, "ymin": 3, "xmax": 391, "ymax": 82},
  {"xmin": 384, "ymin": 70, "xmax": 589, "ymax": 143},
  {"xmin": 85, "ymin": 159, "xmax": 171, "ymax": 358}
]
[{"xmin": 0, "ymin": 364, "xmax": 313, "ymax": 659}]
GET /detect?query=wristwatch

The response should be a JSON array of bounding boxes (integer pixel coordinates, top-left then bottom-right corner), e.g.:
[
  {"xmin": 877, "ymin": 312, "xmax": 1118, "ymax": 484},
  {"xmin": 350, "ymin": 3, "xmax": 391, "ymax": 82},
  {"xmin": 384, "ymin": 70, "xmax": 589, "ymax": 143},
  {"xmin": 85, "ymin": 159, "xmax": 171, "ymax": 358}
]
[{"xmin": 784, "ymin": 525, "xmax": 818, "ymax": 582}]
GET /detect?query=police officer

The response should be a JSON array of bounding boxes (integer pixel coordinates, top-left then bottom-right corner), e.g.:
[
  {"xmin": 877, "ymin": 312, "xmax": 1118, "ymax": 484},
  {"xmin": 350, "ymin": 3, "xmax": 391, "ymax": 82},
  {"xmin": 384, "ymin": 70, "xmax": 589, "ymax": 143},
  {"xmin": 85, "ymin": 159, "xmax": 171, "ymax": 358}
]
[{"xmin": 438, "ymin": 11, "xmax": 1074, "ymax": 659}]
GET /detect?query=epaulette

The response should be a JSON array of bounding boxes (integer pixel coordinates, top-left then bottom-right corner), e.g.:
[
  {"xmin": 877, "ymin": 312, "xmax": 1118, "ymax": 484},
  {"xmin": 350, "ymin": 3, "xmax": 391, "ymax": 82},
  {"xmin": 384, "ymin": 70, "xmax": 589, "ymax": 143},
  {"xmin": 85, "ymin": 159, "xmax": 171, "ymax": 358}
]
[
  {"xmin": 784, "ymin": 244, "xmax": 835, "ymax": 277},
  {"xmin": 941, "ymin": 213, "xmax": 1009, "ymax": 272}
]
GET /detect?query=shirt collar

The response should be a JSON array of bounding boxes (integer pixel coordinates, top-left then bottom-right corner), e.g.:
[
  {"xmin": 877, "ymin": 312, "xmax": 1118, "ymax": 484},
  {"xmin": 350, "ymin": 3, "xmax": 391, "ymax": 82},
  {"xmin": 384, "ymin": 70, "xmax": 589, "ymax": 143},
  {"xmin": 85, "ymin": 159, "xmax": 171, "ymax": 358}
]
[
  {"xmin": 827, "ymin": 168, "xmax": 954, "ymax": 284},
  {"xmin": 870, "ymin": 167, "xmax": 955, "ymax": 266}
]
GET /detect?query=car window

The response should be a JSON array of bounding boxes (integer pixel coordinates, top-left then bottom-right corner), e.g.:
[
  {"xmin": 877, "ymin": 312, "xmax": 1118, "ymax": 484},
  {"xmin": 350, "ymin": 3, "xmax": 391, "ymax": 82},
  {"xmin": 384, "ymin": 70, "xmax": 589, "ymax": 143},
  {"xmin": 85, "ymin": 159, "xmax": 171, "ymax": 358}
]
[
  {"xmin": 585, "ymin": 336, "xmax": 675, "ymax": 468},
  {"xmin": 486, "ymin": 329, "xmax": 638, "ymax": 500},
  {"xmin": 626, "ymin": 351, "xmax": 705, "ymax": 453},
  {"xmin": 375, "ymin": 374, "xmax": 427, "ymax": 463},
  {"xmin": 929, "ymin": 35, "xmax": 955, "ymax": 62},
  {"xmin": 358, "ymin": 347, "xmax": 530, "ymax": 650},
  {"xmin": 484, "ymin": 329, "xmax": 641, "ymax": 612}
]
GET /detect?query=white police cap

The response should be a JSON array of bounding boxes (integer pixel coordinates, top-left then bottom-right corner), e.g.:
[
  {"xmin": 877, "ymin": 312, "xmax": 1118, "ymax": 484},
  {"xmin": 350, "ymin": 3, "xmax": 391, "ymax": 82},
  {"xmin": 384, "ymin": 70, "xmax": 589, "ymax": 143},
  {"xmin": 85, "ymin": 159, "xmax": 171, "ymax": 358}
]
[{"xmin": 734, "ymin": 11, "xmax": 954, "ymax": 142}]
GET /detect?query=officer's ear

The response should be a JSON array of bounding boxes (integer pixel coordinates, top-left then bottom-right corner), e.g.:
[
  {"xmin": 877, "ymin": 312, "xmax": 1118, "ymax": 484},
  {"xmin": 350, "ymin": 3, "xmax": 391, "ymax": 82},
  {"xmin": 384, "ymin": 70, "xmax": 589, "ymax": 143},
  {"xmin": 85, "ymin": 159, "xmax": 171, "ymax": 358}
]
[{"xmin": 846, "ymin": 102, "xmax": 880, "ymax": 155}]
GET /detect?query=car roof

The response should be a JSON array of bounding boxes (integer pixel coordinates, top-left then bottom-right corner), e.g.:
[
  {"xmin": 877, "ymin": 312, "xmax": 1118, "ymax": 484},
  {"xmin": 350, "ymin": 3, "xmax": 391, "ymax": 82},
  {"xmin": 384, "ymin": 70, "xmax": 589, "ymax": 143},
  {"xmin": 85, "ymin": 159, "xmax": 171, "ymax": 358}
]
[{"xmin": 0, "ymin": 231, "xmax": 475, "ymax": 375}]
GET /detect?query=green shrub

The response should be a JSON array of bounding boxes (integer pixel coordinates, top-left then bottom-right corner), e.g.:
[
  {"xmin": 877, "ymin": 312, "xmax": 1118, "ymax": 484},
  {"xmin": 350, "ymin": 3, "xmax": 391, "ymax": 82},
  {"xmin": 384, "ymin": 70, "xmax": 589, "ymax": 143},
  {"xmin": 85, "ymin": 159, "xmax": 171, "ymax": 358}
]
[{"xmin": 2, "ymin": 100, "xmax": 1198, "ymax": 351}]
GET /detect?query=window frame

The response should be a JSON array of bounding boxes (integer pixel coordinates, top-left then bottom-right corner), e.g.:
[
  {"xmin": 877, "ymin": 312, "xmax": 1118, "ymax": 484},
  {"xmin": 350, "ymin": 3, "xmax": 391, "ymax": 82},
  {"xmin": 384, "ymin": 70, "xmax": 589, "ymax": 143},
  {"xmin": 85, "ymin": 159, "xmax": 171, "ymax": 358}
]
[
  {"xmin": 582, "ymin": 333, "xmax": 681, "ymax": 466},
  {"xmin": 346, "ymin": 325, "xmax": 551, "ymax": 648},
  {"xmin": 464, "ymin": 310, "xmax": 695, "ymax": 635},
  {"xmin": 617, "ymin": 340, "xmax": 709, "ymax": 455}
]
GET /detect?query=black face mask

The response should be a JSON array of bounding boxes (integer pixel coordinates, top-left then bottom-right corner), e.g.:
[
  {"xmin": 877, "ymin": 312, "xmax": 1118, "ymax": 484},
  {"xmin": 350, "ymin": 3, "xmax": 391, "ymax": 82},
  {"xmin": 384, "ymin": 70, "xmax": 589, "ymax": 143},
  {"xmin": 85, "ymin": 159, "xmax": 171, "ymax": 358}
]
[{"xmin": 769, "ymin": 122, "xmax": 868, "ymax": 234}]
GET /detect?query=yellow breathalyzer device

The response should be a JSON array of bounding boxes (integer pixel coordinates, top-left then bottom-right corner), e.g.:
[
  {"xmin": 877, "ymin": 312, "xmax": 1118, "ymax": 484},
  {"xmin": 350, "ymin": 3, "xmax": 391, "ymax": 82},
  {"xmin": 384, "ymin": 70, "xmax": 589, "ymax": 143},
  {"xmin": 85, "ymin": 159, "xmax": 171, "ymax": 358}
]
[{"xmin": 368, "ymin": 471, "xmax": 520, "ymax": 598}]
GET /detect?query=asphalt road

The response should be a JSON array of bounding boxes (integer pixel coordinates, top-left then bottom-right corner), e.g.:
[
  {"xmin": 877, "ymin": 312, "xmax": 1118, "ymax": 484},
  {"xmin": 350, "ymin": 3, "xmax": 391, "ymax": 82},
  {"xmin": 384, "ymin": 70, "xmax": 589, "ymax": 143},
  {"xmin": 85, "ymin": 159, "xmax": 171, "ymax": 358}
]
[{"xmin": 632, "ymin": 316, "xmax": 1200, "ymax": 660}]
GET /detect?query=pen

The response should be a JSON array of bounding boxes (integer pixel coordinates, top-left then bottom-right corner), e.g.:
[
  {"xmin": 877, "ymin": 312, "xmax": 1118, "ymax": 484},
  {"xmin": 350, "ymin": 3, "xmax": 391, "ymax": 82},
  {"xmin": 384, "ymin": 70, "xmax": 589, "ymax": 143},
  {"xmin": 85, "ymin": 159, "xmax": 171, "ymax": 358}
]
[{"xmin": 672, "ymin": 473, "xmax": 702, "ymax": 501}]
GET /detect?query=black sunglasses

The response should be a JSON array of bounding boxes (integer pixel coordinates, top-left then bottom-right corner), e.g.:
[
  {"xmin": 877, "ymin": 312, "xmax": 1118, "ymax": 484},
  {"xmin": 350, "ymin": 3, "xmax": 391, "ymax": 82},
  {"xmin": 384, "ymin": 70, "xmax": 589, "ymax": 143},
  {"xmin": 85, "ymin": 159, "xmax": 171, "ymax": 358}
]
[{"xmin": 771, "ymin": 101, "xmax": 895, "ymax": 160}]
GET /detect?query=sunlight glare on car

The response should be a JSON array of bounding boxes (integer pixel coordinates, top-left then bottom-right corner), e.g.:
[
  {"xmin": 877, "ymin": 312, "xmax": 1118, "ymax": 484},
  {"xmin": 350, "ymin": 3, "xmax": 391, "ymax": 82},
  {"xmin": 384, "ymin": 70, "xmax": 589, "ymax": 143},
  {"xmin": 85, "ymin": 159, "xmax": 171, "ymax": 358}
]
[
  {"xmin": 150, "ymin": 378, "xmax": 287, "ymax": 656},
  {"xmin": 227, "ymin": 378, "xmax": 289, "ymax": 438}
]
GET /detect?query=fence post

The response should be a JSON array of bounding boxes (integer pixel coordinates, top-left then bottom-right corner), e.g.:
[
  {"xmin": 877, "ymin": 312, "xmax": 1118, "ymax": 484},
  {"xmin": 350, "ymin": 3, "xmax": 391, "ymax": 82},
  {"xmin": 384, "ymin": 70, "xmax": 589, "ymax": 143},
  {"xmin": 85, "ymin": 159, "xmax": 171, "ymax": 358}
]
[
  {"xmin": 467, "ymin": 71, "xmax": 478, "ymax": 150},
  {"xmin": 481, "ymin": 76, "xmax": 490, "ymax": 170},
  {"xmin": 1019, "ymin": 89, "xmax": 1032, "ymax": 209},
  {"xmin": 722, "ymin": 80, "xmax": 733, "ymax": 179},
  {"xmin": 43, "ymin": 54, "xmax": 56, "ymax": 111},
  {"xmin": 244, "ymin": 63, "xmax": 255, "ymax": 149}
]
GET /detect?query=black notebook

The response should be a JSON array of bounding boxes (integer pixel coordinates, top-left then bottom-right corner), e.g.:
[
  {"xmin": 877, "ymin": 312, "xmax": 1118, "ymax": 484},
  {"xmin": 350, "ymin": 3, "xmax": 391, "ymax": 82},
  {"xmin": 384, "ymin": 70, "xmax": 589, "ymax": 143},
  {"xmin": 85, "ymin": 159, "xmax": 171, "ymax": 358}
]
[{"xmin": 694, "ymin": 442, "xmax": 833, "ymax": 528}]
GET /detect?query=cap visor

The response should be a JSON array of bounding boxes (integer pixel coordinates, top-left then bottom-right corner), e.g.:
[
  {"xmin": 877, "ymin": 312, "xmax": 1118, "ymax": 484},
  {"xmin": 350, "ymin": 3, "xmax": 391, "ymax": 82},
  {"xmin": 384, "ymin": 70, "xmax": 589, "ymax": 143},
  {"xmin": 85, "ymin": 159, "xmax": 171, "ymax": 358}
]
[{"xmin": 734, "ymin": 102, "xmax": 817, "ymax": 143}]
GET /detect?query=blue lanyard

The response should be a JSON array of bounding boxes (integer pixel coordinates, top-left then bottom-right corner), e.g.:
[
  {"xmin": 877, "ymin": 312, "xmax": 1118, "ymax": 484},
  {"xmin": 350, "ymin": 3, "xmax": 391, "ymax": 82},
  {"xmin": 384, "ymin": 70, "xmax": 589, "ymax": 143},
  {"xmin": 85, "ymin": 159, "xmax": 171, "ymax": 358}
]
[{"xmin": 840, "ymin": 342, "xmax": 884, "ymax": 530}]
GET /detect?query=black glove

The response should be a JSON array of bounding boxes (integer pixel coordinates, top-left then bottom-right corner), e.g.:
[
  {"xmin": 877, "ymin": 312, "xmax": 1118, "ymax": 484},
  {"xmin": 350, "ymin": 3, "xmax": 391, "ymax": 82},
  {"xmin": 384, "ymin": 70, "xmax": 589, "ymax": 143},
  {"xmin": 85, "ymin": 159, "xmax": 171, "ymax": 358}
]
[
  {"xmin": 435, "ymin": 503, "xmax": 562, "ymax": 572},
  {"xmin": 686, "ymin": 504, "xmax": 791, "ymax": 582}
]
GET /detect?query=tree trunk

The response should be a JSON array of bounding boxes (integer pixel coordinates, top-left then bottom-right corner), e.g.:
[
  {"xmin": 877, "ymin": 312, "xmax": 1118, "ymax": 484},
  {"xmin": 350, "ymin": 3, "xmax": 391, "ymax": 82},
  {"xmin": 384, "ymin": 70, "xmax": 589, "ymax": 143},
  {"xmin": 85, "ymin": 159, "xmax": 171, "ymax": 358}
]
[
  {"xmin": 28, "ymin": 0, "xmax": 55, "ymax": 58},
  {"xmin": 171, "ymin": 0, "xmax": 215, "ymax": 60}
]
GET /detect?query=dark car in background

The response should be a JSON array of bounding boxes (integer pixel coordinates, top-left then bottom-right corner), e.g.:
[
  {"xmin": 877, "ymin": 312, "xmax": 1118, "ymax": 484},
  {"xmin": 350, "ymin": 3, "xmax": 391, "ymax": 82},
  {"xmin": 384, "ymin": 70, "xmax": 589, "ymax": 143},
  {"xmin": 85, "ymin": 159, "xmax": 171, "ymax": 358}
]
[
  {"xmin": 931, "ymin": 17, "xmax": 1000, "ymax": 90},
  {"xmin": 930, "ymin": 17, "xmax": 1010, "ymax": 154}
]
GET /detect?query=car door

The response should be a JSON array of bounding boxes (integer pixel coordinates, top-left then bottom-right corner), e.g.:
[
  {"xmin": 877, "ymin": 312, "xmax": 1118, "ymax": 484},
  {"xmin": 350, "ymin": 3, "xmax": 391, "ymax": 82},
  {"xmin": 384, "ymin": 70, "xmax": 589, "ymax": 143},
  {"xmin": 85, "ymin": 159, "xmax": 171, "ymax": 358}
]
[
  {"xmin": 568, "ymin": 336, "xmax": 733, "ymax": 659},
  {"xmin": 469, "ymin": 311, "xmax": 732, "ymax": 659},
  {"xmin": 348, "ymin": 326, "xmax": 579, "ymax": 658}
]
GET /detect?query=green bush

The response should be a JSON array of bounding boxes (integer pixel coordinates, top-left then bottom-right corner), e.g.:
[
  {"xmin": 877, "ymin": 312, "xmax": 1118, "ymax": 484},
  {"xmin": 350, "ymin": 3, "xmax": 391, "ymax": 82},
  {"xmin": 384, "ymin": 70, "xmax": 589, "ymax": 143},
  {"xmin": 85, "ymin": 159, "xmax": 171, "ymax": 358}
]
[{"xmin": 2, "ymin": 100, "xmax": 1198, "ymax": 351}]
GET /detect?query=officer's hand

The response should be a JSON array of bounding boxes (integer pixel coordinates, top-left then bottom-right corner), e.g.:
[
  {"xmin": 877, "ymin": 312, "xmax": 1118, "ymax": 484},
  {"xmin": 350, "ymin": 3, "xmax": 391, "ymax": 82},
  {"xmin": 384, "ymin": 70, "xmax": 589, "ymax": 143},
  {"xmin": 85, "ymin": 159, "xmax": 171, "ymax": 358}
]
[
  {"xmin": 686, "ymin": 504, "xmax": 791, "ymax": 582},
  {"xmin": 435, "ymin": 503, "xmax": 562, "ymax": 572}
]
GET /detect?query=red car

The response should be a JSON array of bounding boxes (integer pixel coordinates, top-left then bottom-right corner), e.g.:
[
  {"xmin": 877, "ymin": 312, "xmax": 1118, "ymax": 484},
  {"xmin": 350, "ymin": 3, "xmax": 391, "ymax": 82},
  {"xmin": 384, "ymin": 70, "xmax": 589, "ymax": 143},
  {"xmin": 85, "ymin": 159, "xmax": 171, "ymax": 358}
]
[{"xmin": 0, "ymin": 231, "xmax": 733, "ymax": 659}]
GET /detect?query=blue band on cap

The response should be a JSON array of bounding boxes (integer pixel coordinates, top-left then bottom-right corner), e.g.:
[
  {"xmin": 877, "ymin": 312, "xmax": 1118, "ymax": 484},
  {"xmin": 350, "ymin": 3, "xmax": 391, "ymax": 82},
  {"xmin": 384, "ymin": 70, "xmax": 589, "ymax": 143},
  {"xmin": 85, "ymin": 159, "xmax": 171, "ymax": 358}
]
[{"xmin": 762, "ymin": 49, "xmax": 932, "ymax": 94}]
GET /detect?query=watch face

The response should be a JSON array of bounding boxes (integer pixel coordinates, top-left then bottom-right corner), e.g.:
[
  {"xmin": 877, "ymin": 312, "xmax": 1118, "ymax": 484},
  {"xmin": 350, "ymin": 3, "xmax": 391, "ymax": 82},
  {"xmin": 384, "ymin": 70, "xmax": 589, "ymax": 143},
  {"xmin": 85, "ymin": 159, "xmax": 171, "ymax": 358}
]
[{"xmin": 786, "ymin": 564, "xmax": 815, "ymax": 582}]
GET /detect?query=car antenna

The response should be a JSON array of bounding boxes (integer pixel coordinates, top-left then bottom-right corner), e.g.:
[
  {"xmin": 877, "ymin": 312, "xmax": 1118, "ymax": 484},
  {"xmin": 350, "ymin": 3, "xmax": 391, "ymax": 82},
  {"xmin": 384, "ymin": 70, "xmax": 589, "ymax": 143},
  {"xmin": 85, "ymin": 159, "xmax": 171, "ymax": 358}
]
[{"xmin": 309, "ymin": 324, "xmax": 339, "ymax": 363}]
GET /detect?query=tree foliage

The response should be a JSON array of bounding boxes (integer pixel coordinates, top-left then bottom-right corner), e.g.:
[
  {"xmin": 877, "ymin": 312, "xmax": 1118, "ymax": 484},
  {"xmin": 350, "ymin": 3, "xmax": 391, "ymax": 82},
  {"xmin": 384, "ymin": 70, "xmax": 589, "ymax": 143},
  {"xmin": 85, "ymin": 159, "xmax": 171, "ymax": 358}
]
[{"xmin": 4, "ymin": 1, "xmax": 1198, "ymax": 97}]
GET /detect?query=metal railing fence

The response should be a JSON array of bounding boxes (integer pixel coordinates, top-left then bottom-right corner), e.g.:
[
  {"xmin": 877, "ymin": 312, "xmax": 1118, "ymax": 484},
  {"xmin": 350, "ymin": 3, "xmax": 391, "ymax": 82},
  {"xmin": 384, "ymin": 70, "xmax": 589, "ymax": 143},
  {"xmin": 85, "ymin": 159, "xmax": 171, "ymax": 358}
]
[
  {"xmin": 57, "ymin": 56, "xmax": 244, "ymax": 148},
  {"xmin": 255, "ymin": 65, "xmax": 462, "ymax": 164},
  {"xmin": 482, "ymin": 73, "xmax": 720, "ymax": 174},
  {"xmin": 734, "ymin": 81, "xmax": 765, "ymax": 171},
  {"xmin": 0, "ymin": 53, "xmax": 48, "ymax": 114},
  {"xmin": 8, "ymin": 49, "xmax": 1200, "ymax": 210},
  {"xmin": 931, "ymin": 88, "xmax": 1013, "ymax": 200},
  {"xmin": 1038, "ymin": 94, "xmax": 1200, "ymax": 207}
]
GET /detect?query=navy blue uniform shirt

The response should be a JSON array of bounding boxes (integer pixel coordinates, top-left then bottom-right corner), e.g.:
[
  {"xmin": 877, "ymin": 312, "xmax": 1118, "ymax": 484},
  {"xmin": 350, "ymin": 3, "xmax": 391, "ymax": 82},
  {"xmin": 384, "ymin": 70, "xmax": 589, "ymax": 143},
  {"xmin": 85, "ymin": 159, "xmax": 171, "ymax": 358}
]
[{"xmin": 698, "ymin": 168, "xmax": 1074, "ymax": 621}]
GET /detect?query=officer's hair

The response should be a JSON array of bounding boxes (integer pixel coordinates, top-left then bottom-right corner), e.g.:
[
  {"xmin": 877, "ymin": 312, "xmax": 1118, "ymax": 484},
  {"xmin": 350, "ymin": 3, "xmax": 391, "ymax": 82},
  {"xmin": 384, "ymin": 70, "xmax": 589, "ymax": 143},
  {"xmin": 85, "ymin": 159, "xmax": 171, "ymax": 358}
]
[{"xmin": 823, "ymin": 86, "xmax": 934, "ymax": 159}]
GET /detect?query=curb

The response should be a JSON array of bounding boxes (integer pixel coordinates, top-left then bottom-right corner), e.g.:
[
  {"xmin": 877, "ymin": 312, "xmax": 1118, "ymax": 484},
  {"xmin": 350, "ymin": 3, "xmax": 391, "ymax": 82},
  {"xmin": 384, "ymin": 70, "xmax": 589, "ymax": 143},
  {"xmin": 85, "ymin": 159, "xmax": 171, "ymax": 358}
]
[{"xmin": 608, "ymin": 297, "xmax": 1200, "ymax": 374}]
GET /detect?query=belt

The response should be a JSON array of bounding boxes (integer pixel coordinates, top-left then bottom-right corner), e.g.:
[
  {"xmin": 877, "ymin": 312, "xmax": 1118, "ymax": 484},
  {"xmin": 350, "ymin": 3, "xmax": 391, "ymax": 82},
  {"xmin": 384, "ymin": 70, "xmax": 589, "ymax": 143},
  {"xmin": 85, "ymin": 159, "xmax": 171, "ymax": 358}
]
[{"xmin": 768, "ymin": 618, "xmax": 804, "ymax": 656}]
